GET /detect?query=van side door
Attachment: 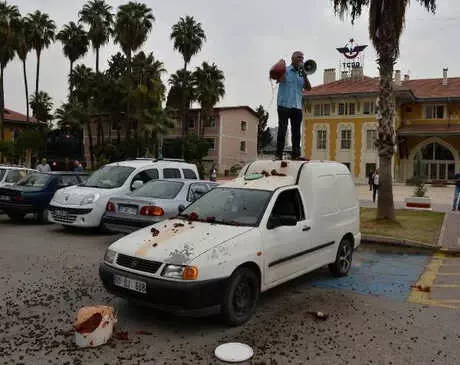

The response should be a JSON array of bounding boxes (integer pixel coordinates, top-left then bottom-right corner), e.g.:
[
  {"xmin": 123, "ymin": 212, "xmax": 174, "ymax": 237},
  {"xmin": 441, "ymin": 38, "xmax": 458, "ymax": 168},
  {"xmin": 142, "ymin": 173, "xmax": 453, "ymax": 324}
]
[{"xmin": 261, "ymin": 187, "xmax": 313, "ymax": 286}]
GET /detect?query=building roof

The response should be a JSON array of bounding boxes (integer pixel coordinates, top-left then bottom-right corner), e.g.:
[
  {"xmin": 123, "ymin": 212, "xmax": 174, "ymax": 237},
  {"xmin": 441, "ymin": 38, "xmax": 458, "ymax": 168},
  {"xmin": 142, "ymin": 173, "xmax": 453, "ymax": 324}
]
[
  {"xmin": 304, "ymin": 76, "xmax": 460, "ymax": 101},
  {"xmin": 4, "ymin": 108, "xmax": 38, "ymax": 124},
  {"xmin": 397, "ymin": 123, "xmax": 460, "ymax": 136},
  {"xmin": 189, "ymin": 106, "xmax": 259, "ymax": 118}
]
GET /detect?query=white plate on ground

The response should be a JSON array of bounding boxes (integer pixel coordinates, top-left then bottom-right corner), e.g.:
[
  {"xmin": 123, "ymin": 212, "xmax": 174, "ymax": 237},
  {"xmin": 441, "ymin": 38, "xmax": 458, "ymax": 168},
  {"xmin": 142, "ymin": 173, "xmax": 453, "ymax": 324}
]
[{"xmin": 214, "ymin": 342, "xmax": 254, "ymax": 363}]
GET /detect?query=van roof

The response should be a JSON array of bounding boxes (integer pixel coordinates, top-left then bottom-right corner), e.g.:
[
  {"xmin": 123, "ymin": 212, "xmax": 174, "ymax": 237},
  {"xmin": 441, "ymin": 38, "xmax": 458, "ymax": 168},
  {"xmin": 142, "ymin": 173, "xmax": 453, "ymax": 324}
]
[{"xmin": 227, "ymin": 159, "xmax": 350, "ymax": 191}]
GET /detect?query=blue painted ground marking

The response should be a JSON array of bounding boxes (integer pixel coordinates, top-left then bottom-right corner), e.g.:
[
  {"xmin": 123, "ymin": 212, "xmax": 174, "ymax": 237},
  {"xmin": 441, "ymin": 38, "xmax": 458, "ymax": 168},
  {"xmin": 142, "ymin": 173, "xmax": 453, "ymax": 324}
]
[{"xmin": 310, "ymin": 249, "xmax": 431, "ymax": 301}]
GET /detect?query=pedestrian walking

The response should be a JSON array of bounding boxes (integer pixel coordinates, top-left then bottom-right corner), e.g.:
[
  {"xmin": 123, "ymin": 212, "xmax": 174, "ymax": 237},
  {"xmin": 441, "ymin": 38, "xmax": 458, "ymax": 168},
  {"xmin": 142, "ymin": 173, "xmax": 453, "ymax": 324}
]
[
  {"xmin": 210, "ymin": 166, "xmax": 217, "ymax": 182},
  {"xmin": 453, "ymin": 173, "xmax": 460, "ymax": 211},
  {"xmin": 36, "ymin": 158, "xmax": 51, "ymax": 173},
  {"xmin": 368, "ymin": 169, "xmax": 374, "ymax": 191},
  {"xmin": 372, "ymin": 168, "xmax": 380, "ymax": 203},
  {"xmin": 73, "ymin": 160, "xmax": 83, "ymax": 172}
]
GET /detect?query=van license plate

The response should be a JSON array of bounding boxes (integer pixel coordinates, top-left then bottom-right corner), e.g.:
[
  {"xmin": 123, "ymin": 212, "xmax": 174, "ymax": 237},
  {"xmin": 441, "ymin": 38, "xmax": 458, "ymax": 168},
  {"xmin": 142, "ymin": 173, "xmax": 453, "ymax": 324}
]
[
  {"xmin": 113, "ymin": 275, "xmax": 147, "ymax": 294},
  {"xmin": 119, "ymin": 205, "xmax": 137, "ymax": 215},
  {"xmin": 54, "ymin": 210, "xmax": 67, "ymax": 217},
  {"xmin": 0, "ymin": 195, "xmax": 10, "ymax": 201}
]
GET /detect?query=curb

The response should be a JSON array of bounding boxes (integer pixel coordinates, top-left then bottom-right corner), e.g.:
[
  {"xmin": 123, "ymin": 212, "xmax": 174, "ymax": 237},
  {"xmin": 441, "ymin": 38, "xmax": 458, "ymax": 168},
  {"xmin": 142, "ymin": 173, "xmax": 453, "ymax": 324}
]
[
  {"xmin": 437, "ymin": 212, "xmax": 449, "ymax": 248},
  {"xmin": 361, "ymin": 234, "xmax": 439, "ymax": 252}
]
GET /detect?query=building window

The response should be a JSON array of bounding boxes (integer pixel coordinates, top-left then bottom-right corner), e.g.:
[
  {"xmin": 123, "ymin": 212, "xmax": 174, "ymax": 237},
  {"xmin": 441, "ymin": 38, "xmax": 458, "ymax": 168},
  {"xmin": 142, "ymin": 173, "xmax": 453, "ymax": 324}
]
[
  {"xmin": 366, "ymin": 129, "xmax": 377, "ymax": 151},
  {"xmin": 363, "ymin": 101, "xmax": 375, "ymax": 115},
  {"xmin": 314, "ymin": 104, "xmax": 331, "ymax": 116},
  {"xmin": 206, "ymin": 117, "xmax": 216, "ymax": 128},
  {"xmin": 425, "ymin": 105, "xmax": 444, "ymax": 119},
  {"xmin": 206, "ymin": 138, "xmax": 216, "ymax": 151},
  {"xmin": 188, "ymin": 119, "xmax": 196, "ymax": 128},
  {"xmin": 240, "ymin": 141, "xmax": 247, "ymax": 152},
  {"xmin": 314, "ymin": 104, "xmax": 321, "ymax": 116},
  {"xmin": 316, "ymin": 130, "xmax": 327, "ymax": 150},
  {"xmin": 340, "ymin": 129, "xmax": 352, "ymax": 150},
  {"xmin": 241, "ymin": 120, "xmax": 247, "ymax": 131},
  {"xmin": 338, "ymin": 103, "xmax": 345, "ymax": 115},
  {"xmin": 348, "ymin": 103, "xmax": 355, "ymax": 115}
]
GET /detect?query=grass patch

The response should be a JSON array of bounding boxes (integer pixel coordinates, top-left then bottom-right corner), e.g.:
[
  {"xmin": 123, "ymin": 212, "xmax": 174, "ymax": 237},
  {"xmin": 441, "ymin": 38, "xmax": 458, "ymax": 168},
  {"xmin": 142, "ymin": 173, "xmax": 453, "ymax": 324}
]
[{"xmin": 360, "ymin": 208, "xmax": 445, "ymax": 246}]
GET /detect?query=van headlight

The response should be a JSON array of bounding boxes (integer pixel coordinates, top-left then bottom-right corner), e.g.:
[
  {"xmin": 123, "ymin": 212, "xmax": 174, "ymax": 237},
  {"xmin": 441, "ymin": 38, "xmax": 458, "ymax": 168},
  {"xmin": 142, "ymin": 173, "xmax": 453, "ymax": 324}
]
[
  {"xmin": 162, "ymin": 265, "xmax": 198, "ymax": 280},
  {"xmin": 80, "ymin": 193, "xmax": 100, "ymax": 205},
  {"xmin": 104, "ymin": 249, "xmax": 117, "ymax": 264}
]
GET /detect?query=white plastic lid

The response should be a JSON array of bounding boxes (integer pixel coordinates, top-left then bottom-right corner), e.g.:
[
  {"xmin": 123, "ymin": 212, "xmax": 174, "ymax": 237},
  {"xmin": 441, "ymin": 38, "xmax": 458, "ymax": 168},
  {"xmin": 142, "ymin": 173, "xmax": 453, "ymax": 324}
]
[{"xmin": 214, "ymin": 342, "xmax": 254, "ymax": 363}]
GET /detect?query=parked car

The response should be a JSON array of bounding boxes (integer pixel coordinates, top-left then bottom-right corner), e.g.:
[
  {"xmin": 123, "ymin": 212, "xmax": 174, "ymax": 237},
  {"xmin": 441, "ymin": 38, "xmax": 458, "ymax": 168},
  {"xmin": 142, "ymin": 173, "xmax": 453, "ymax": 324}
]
[
  {"xmin": 102, "ymin": 179, "xmax": 218, "ymax": 234},
  {"xmin": 48, "ymin": 159, "xmax": 200, "ymax": 229},
  {"xmin": 0, "ymin": 171, "xmax": 87, "ymax": 222},
  {"xmin": 0, "ymin": 166, "xmax": 37, "ymax": 187},
  {"xmin": 99, "ymin": 160, "xmax": 361, "ymax": 325}
]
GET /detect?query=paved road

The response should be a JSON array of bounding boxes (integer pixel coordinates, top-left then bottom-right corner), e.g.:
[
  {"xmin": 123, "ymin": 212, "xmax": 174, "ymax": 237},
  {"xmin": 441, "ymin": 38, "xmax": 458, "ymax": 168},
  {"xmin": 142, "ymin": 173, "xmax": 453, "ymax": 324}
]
[{"xmin": 1, "ymin": 216, "xmax": 460, "ymax": 365}]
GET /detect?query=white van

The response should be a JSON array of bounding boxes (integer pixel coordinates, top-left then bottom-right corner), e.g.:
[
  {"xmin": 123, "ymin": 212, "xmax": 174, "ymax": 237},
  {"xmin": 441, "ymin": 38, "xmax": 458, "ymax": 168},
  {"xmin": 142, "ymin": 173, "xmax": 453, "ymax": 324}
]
[
  {"xmin": 99, "ymin": 160, "xmax": 360, "ymax": 325},
  {"xmin": 48, "ymin": 159, "xmax": 199, "ymax": 228}
]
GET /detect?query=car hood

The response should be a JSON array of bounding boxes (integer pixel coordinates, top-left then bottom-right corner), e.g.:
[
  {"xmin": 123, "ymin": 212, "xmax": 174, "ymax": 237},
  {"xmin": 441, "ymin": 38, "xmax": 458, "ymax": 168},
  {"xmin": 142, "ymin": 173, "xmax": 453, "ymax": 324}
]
[
  {"xmin": 53, "ymin": 185, "xmax": 121, "ymax": 205},
  {"xmin": 110, "ymin": 218, "xmax": 254, "ymax": 265}
]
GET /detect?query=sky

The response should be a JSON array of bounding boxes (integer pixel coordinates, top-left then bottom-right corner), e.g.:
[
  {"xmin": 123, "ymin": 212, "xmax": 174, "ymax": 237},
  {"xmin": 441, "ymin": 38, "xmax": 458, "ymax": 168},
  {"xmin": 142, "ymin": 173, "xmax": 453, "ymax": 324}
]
[{"xmin": 4, "ymin": 0, "xmax": 460, "ymax": 127}]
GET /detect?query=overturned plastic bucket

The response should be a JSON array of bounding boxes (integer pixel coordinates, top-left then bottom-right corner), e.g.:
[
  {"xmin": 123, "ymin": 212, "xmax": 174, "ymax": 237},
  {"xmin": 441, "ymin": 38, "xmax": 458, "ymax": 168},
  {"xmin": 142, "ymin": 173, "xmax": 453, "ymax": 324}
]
[{"xmin": 74, "ymin": 305, "xmax": 117, "ymax": 348}]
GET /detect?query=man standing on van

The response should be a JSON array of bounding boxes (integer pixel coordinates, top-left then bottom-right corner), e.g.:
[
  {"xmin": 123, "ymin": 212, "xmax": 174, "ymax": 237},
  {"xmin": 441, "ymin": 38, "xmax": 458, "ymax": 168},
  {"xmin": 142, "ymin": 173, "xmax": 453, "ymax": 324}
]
[
  {"xmin": 372, "ymin": 168, "xmax": 380, "ymax": 203},
  {"xmin": 275, "ymin": 51, "xmax": 312, "ymax": 160}
]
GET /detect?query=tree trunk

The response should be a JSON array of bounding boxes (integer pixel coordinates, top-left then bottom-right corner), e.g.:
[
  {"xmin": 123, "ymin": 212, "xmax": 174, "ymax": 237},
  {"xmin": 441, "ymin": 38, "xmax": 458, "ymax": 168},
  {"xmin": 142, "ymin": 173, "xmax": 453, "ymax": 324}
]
[
  {"xmin": 86, "ymin": 121, "xmax": 95, "ymax": 169},
  {"xmin": 0, "ymin": 66, "xmax": 5, "ymax": 142},
  {"xmin": 35, "ymin": 50, "xmax": 41, "ymax": 98},
  {"xmin": 22, "ymin": 59, "xmax": 30, "ymax": 122},
  {"xmin": 69, "ymin": 60, "xmax": 74, "ymax": 96},
  {"xmin": 376, "ymin": 53, "xmax": 396, "ymax": 221},
  {"xmin": 126, "ymin": 50, "xmax": 132, "ymax": 141},
  {"xmin": 96, "ymin": 47, "xmax": 99, "ymax": 74}
]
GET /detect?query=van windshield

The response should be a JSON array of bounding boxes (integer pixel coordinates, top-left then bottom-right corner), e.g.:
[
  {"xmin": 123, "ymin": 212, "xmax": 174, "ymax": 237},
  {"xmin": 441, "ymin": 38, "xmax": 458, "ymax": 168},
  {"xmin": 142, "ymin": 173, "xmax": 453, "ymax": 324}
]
[
  {"xmin": 82, "ymin": 166, "xmax": 135, "ymax": 189},
  {"xmin": 180, "ymin": 187, "xmax": 272, "ymax": 227}
]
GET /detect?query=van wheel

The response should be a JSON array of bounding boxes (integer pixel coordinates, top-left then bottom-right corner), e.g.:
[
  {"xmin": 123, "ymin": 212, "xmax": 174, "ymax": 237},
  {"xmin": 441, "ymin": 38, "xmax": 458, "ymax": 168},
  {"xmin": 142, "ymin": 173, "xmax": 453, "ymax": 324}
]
[
  {"xmin": 329, "ymin": 238, "xmax": 354, "ymax": 277},
  {"xmin": 222, "ymin": 267, "xmax": 259, "ymax": 326},
  {"xmin": 6, "ymin": 211, "xmax": 25, "ymax": 221}
]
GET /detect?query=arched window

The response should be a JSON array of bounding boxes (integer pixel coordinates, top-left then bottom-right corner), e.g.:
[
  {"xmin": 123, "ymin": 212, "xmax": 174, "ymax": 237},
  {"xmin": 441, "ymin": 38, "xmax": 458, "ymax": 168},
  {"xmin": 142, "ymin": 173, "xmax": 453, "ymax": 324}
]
[{"xmin": 414, "ymin": 142, "xmax": 455, "ymax": 180}]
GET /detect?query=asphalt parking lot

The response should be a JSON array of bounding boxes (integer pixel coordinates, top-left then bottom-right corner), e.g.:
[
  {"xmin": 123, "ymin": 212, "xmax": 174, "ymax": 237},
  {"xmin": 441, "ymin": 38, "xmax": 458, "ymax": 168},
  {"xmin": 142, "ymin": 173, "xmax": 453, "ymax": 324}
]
[{"xmin": 1, "ymin": 215, "xmax": 460, "ymax": 365}]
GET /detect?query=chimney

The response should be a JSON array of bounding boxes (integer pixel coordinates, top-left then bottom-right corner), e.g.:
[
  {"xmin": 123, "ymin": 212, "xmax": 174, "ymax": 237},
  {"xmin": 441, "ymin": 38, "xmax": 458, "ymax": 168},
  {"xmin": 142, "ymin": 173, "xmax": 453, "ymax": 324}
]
[
  {"xmin": 341, "ymin": 71, "xmax": 348, "ymax": 80},
  {"xmin": 404, "ymin": 74, "xmax": 410, "ymax": 81},
  {"xmin": 351, "ymin": 67, "xmax": 364, "ymax": 80},
  {"xmin": 394, "ymin": 70, "xmax": 401, "ymax": 86},
  {"xmin": 442, "ymin": 67, "xmax": 448, "ymax": 86},
  {"xmin": 323, "ymin": 68, "xmax": 336, "ymax": 84}
]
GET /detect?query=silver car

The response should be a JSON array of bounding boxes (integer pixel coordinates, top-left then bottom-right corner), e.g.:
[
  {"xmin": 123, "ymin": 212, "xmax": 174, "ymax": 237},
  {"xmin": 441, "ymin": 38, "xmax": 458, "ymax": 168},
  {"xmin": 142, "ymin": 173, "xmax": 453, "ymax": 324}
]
[{"xmin": 102, "ymin": 179, "xmax": 218, "ymax": 233}]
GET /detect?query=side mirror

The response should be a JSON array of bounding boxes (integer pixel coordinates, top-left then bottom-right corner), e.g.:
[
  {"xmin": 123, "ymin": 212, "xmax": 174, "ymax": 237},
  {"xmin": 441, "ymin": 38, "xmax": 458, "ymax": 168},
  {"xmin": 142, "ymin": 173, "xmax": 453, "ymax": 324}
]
[
  {"xmin": 178, "ymin": 204, "xmax": 186, "ymax": 214},
  {"xmin": 131, "ymin": 180, "xmax": 143, "ymax": 190}
]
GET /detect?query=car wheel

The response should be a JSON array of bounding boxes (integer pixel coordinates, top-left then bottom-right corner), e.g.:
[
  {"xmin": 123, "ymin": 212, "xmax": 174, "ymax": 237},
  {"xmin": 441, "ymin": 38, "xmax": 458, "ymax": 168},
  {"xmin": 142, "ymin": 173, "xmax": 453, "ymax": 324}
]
[
  {"xmin": 37, "ymin": 209, "xmax": 50, "ymax": 224},
  {"xmin": 6, "ymin": 211, "xmax": 25, "ymax": 221},
  {"xmin": 222, "ymin": 267, "xmax": 259, "ymax": 326},
  {"xmin": 329, "ymin": 238, "xmax": 354, "ymax": 277}
]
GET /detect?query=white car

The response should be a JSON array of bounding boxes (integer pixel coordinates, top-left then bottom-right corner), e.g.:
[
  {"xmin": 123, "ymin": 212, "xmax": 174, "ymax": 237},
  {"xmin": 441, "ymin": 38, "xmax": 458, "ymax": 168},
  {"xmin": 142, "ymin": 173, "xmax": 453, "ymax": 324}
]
[
  {"xmin": 99, "ymin": 160, "xmax": 361, "ymax": 325},
  {"xmin": 48, "ymin": 159, "xmax": 200, "ymax": 228},
  {"xmin": 0, "ymin": 166, "xmax": 36, "ymax": 187}
]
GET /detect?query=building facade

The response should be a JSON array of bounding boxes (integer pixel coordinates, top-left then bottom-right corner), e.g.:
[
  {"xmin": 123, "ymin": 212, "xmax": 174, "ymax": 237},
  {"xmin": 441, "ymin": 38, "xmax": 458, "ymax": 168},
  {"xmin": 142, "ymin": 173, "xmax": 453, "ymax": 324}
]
[
  {"xmin": 303, "ymin": 68, "xmax": 460, "ymax": 183},
  {"xmin": 164, "ymin": 106, "xmax": 259, "ymax": 174}
]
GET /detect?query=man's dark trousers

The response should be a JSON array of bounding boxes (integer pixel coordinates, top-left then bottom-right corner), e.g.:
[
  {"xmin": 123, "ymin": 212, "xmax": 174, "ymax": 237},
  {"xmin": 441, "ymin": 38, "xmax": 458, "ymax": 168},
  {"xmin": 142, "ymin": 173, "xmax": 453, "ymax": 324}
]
[{"xmin": 276, "ymin": 106, "xmax": 302, "ymax": 159}]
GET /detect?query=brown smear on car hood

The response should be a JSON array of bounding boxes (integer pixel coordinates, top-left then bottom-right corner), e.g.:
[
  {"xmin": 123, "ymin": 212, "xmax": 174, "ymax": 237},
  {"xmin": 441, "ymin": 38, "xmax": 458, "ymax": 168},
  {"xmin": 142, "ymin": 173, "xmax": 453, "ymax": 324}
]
[{"xmin": 135, "ymin": 220, "xmax": 194, "ymax": 257}]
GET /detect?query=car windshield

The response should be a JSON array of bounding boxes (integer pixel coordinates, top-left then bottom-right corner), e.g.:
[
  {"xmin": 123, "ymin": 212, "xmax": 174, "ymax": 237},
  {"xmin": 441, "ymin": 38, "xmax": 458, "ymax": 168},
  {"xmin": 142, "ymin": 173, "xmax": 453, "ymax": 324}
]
[
  {"xmin": 180, "ymin": 187, "xmax": 272, "ymax": 227},
  {"xmin": 82, "ymin": 165, "xmax": 134, "ymax": 189},
  {"xmin": 16, "ymin": 173, "xmax": 51, "ymax": 187},
  {"xmin": 130, "ymin": 180, "xmax": 184, "ymax": 199},
  {"xmin": 0, "ymin": 168, "xmax": 5, "ymax": 180}
]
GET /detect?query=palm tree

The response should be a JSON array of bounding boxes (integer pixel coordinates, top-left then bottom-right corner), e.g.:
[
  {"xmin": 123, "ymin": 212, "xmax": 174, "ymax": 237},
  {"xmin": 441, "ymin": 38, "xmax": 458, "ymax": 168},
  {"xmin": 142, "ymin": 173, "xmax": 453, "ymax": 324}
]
[
  {"xmin": 79, "ymin": 0, "xmax": 113, "ymax": 73},
  {"xmin": 171, "ymin": 16, "xmax": 206, "ymax": 71},
  {"xmin": 30, "ymin": 91, "xmax": 54, "ymax": 128},
  {"xmin": 113, "ymin": 2, "xmax": 154, "ymax": 67},
  {"xmin": 170, "ymin": 16, "xmax": 206, "ymax": 138},
  {"xmin": 56, "ymin": 21, "xmax": 89, "ymax": 92},
  {"xmin": 15, "ymin": 17, "xmax": 32, "ymax": 122},
  {"xmin": 332, "ymin": 0, "xmax": 436, "ymax": 220},
  {"xmin": 26, "ymin": 10, "xmax": 56, "ymax": 97},
  {"xmin": 193, "ymin": 62, "xmax": 225, "ymax": 137},
  {"xmin": 0, "ymin": 2, "xmax": 20, "ymax": 141}
]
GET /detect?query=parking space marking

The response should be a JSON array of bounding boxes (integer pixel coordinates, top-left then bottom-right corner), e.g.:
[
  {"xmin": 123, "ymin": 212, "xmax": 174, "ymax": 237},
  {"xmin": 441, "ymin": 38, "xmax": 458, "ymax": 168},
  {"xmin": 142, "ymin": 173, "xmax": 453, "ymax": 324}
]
[{"xmin": 409, "ymin": 252, "xmax": 460, "ymax": 310}]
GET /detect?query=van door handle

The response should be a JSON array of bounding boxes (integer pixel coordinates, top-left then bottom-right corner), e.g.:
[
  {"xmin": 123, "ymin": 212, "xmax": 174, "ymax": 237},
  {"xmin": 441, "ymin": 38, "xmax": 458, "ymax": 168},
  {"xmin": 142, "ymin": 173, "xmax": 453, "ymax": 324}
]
[{"xmin": 302, "ymin": 226, "xmax": 311, "ymax": 232}]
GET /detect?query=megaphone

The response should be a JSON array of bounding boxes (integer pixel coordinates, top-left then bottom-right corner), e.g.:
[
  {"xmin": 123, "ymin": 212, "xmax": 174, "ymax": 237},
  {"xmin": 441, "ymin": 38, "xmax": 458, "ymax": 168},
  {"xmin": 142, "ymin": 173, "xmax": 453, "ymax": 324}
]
[{"xmin": 303, "ymin": 59, "xmax": 317, "ymax": 75}]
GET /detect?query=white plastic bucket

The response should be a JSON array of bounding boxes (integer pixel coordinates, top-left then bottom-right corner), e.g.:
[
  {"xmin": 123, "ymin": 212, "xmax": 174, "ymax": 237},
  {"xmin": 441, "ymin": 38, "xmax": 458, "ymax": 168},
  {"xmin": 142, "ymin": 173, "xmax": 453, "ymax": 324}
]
[{"xmin": 74, "ymin": 306, "xmax": 117, "ymax": 348}]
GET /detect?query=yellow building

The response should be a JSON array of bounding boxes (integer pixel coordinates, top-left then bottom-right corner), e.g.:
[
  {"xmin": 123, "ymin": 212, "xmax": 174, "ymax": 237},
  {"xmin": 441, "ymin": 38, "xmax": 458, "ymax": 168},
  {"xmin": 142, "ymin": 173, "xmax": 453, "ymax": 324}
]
[{"xmin": 303, "ymin": 68, "xmax": 460, "ymax": 183}]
